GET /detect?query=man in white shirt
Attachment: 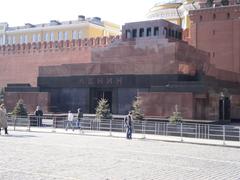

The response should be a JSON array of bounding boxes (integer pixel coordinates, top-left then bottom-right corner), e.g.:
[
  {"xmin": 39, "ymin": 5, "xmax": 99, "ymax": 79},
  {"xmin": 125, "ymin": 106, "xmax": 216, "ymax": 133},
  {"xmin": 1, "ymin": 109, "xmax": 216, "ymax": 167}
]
[{"xmin": 65, "ymin": 111, "xmax": 74, "ymax": 131}]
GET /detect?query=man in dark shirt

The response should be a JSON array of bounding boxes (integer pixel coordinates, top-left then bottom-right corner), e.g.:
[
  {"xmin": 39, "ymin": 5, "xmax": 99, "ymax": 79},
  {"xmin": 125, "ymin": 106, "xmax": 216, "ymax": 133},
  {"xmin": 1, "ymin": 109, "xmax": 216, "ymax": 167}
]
[
  {"xmin": 35, "ymin": 106, "xmax": 43, "ymax": 126},
  {"xmin": 124, "ymin": 111, "xmax": 133, "ymax": 139},
  {"xmin": 77, "ymin": 108, "xmax": 83, "ymax": 129}
]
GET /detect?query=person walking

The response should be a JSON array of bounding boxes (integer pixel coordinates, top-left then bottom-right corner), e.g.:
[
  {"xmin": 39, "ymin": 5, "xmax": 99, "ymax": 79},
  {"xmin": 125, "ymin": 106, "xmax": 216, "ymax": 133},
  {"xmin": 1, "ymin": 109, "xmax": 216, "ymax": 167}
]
[
  {"xmin": 0, "ymin": 104, "xmax": 8, "ymax": 135},
  {"xmin": 77, "ymin": 108, "xmax": 83, "ymax": 129},
  {"xmin": 34, "ymin": 105, "xmax": 43, "ymax": 126},
  {"xmin": 124, "ymin": 111, "xmax": 133, "ymax": 139},
  {"xmin": 65, "ymin": 111, "xmax": 74, "ymax": 131}
]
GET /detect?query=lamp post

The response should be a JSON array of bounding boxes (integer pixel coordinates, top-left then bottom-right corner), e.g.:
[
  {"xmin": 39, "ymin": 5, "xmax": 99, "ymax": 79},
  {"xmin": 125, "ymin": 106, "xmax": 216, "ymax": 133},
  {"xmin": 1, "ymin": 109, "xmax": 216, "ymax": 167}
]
[{"xmin": 220, "ymin": 92, "xmax": 225, "ymax": 122}]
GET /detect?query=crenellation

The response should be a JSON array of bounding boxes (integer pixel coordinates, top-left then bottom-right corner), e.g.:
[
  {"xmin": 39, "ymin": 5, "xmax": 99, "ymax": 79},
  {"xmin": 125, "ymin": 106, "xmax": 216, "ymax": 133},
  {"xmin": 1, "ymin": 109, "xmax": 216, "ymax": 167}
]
[{"xmin": 0, "ymin": 36, "xmax": 121, "ymax": 55}]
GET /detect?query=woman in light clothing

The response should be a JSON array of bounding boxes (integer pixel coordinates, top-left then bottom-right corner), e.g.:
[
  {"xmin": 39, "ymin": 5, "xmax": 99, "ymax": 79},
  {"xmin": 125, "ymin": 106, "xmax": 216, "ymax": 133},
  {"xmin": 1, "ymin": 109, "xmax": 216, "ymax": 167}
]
[{"xmin": 0, "ymin": 104, "xmax": 8, "ymax": 135}]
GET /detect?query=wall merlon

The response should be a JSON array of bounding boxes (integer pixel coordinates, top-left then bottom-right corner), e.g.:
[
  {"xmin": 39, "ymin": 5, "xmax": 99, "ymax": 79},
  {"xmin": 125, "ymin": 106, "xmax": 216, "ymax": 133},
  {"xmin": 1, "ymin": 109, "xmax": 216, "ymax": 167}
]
[{"xmin": 0, "ymin": 35, "xmax": 121, "ymax": 55}]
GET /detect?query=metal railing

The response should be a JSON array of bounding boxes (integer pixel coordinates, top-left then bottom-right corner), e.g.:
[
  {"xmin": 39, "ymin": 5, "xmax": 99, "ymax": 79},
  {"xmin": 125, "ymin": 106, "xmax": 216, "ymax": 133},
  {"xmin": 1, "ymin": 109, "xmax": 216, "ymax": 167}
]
[{"xmin": 6, "ymin": 115, "xmax": 240, "ymax": 144}]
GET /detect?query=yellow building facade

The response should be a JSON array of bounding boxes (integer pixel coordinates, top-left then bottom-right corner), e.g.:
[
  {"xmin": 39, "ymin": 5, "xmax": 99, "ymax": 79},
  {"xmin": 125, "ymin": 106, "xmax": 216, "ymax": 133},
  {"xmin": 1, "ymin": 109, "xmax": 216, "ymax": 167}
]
[
  {"xmin": 0, "ymin": 16, "xmax": 120, "ymax": 45},
  {"xmin": 146, "ymin": 0, "xmax": 201, "ymax": 29}
]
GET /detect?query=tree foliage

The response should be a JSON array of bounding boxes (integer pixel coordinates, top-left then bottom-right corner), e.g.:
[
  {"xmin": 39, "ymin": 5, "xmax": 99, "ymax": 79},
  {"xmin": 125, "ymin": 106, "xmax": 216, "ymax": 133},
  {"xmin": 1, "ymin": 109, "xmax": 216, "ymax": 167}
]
[
  {"xmin": 206, "ymin": 0, "xmax": 214, "ymax": 7},
  {"xmin": 0, "ymin": 88, "xmax": 4, "ymax": 104},
  {"xmin": 132, "ymin": 96, "xmax": 144, "ymax": 120},
  {"xmin": 169, "ymin": 104, "xmax": 182, "ymax": 123},
  {"xmin": 12, "ymin": 99, "xmax": 28, "ymax": 116},
  {"xmin": 95, "ymin": 98, "xmax": 112, "ymax": 120},
  {"xmin": 221, "ymin": 0, "xmax": 229, "ymax": 5}
]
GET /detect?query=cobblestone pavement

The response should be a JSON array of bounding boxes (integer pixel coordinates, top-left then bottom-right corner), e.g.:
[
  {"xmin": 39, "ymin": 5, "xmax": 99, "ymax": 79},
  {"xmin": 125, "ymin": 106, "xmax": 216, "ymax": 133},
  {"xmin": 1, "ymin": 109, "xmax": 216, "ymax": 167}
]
[{"xmin": 0, "ymin": 131, "xmax": 240, "ymax": 180}]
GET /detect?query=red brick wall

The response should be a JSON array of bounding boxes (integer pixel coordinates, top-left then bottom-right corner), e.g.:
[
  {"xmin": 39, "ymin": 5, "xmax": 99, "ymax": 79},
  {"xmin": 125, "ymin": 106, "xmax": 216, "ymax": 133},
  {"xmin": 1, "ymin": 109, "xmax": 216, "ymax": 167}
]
[
  {"xmin": 189, "ymin": 6, "xmax": 240, "ymax": 73},
  {"xmin": 39, "ymin": 40, "xmax": 208, "ymax": 78},
  {"xmin": 230, "ymin": 95, "xmax": 240, "ymax": 119},
  {"xmin": 4, "ymin": 92, "xmax": 50, "ymax": 114},
  {"xmin": 139, "ymin": 92, "xmax": 194, "ymax": 119},
  {"xmin": 0, "ymin": 36, "xmax": 120, "ymax": 87},
  {"xmin": 0, "ymin": 48, "xmax": 92, "ymax": 87}
]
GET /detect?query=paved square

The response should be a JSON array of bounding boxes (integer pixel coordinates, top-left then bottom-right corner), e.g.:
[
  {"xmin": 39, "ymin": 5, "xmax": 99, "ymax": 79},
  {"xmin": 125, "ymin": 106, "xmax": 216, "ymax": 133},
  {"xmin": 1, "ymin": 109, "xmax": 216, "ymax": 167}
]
[{"xmin": 0, "ymin": 131, "xmax": 240, "ymax": 180}]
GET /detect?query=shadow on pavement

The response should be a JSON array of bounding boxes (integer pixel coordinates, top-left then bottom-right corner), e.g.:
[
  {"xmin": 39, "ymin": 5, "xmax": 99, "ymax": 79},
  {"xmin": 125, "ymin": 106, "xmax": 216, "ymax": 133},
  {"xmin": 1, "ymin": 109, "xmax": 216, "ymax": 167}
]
[{"xmin": 0, "ymin": 134, "xmax": 37, "ymax": 138}]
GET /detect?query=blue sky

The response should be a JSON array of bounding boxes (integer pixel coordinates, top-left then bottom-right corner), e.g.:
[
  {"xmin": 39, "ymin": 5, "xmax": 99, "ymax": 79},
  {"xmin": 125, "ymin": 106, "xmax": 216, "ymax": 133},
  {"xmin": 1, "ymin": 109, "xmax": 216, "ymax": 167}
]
[{"xmin": 0, "ymin": 0, "xmax": 162, "ymax": 26}]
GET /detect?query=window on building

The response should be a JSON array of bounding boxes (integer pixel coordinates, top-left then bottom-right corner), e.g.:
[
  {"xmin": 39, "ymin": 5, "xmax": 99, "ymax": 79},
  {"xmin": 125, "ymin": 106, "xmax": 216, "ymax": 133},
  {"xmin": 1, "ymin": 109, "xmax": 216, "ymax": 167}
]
[
  {"xmin": 12, "ymin": 36, "xmax": 16, "ymax": 44},
  {"xmin": 64, "ymin": 32, "xmax": 68, "ymax": 41},
  {"xmin": 0, "ymin": 37, "xmax": 2, "ymax": 45},
  {"xmin": 72, "ymin": 31, "xmax": 77, "ymax": 40},
  {"xmin": 227, "ymin": 13, "xmax": 230, "ymax": 19},
  {"xmin": 171, "ymin": 30, "xmax": 175, "ymax": 37},
  {"xmin": 8, "ymin": 36, "xmax": 12, "ymax": 45},
  {"xmin": 38, "ymin": 34, "xmax": 41, "ymax": 42},
  {"xmin": 32, "ymin": 34, "xmax": 37, "ymax": 42},
  {"xmin": 139, "ymin": 28, "xmax": 144, "ymax": 37},
  {"xmin": 213, "ymin": 52, "xmax": 215, "ymax": 58},
  {"xmin": 147, "ymin": 28, "xmax": 152, "ymax": 37},
  {"xmin": 200, "ymin": 15, "xmax": 203, "ymax": 21},
  {"xmin": 213, "ymin": 13, "xmax": 216, "ymax": 20},
  {"xmin": 163, "ymin": 27, "xmax": 168, "ymax": 37},
  {"xmin": 45, "ymin": 33, "xmax": 49, "ymax": 42},
  {"xmin": 25, "ymin": 35, "xmax": 28, "ymax": 43},
  {"xmin": 154, "ymin": 27, "xmax": 159, "ymax": 36},
  {"xmin": 50, "ymin": 32, "xmax": 54, "ymax": 41},
  {"xmin": 212, "ymin": 30, "xmax": 215, "ymax": 35},
  {"xmin": 168, "ymin": 29, "xmax": 171, "ymax": 37},
  {"xmin": 175, "ymin": 31, "xmax": 178, "ymax": 39},
  {"xmin": 58, "ymin": 32, "xmax": 63, "ymax": 41},
  {"xmin": 126, "ymin": 30, "xmax": 131, "ymax": 39},
  {"xmin": 20, "ymin": 35, "xmax": 24, "ymax": 44},
  {"xmin": 78, "ymin": 31, "xmax": 82, "ymax": 39},
  {"xmin": 132, "ymin": 29, "xmax": 137, "ymax": 38},
  {"xmin": 179, "ymin": 32, "xmax": 182, "ymax": 40}
]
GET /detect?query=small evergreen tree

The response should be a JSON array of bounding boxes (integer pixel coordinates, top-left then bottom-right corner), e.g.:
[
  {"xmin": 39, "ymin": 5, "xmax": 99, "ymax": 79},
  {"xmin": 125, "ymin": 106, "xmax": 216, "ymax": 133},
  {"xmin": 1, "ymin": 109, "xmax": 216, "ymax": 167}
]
[
  {"xmin": 221, "ymin": 0, "xmax": 229, "ymax": 5},
  {"xmin": 0, "ymin": 88, "xmax": 4, "ymax": 104},
  {"xmin": 12, "ymin": 99, "xmax": 28, "ymax": 117},
  {"xmin": 95, "ymin": 98, "xmax": 112, "ymax": 120},
  {"xmin": 206, "ymin": 0, "xmax": 214, "ymax": 7},
  {"xmin": 169, "ymin": 104, "xmax": 182, "ymax": 123},
  {"xmin": 132, "ymin": 96, "xmax": 144, "ymax": 120}
]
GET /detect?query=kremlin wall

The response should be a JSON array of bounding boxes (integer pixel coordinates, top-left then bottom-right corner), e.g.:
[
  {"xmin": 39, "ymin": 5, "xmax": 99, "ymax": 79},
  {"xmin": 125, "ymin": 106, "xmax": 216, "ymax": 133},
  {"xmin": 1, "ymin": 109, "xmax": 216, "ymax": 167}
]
[
  {"xmin": 2, "ymin": 1, "xmax": 240, "ymax": 121},
  {"xmin": 0, "ymin": 36, "xmax": 119, "ymax": 87}
]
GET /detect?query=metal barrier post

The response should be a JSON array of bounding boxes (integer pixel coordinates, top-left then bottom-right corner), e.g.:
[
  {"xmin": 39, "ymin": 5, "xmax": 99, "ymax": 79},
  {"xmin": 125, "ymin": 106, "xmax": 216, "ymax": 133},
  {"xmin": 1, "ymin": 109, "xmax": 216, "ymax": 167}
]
[
  {"xmin": 52, "ymin": 117, "xmax": 56, "ymax": 132},
  {"xmin": 28, "ymin": 116, "xmax": 31, "ymax": 131},
  {"xmin": 180, "ymin": 123, "xmax": 183, "ymax": 142},
  {"xmin": 154, "ymin": 122, "xmax": 157, "ymax": 135},
  {"xmin": 208, "ymin": 124, "xmax": 210, "ymax": 139},
  {"xmin": 163, "ymin": 123, "xmax": 165, "ymax": 135},
  {"xmin": 110, "ymin": 119, "xmax": 112, "ymax": 136},
  {"xmin": 198, "ymin": 124, "xmax": 202, "ymax": 138},
  {"xmin": 122, "ymin": 121, "xmax": 124, "ymax": 132},
  {"xmin": 223, "ymin": 125, "xmax": 225, "ymax": 145},
  {"xmin": 205, "ymin": 124, "xmax": 207, "ymax": 139},
  {"xmin": 166, "ymin": 123, "xmax": 168, "ymax": 136},
  {"xmin": 239, "ymin": 128, "xmax": 240, "ymax": 142},
  {"xmin": 195, "ymin": 124, "xmax": 197, "ymax": 138},
  {"xmin": 142, "ymin": 121, "xmax": 146, "ymax": 139},
  {"xmin": 13, "ymin": 117, "xmax": 16, "ymax": 131}
]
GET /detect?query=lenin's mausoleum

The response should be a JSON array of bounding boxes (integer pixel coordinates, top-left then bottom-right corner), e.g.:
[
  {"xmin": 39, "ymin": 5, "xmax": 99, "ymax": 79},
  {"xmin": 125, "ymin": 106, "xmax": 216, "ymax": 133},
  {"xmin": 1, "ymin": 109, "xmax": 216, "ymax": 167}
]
[{"xmin": 1, "ymin": 0, "xmax": 240, "ymax": 122}]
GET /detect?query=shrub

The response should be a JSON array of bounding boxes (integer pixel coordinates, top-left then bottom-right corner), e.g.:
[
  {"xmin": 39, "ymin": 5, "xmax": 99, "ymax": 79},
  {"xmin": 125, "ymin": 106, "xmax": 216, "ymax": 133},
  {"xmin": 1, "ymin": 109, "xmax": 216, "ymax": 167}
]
[
  {"xmin": 169, "ymin": 104, "xmax": 182, "ymax": 123},
  {"xmin": 12, "ymin": 99, "xmax": 28, "ymax": 117},
  {"xmin": 221, "ymin": 0, "xmax": 229, "ymax": 5},
  {"xmin": 95, "ymin": 98, "xmax": 112, "ymax": 120},
  {"xmin": 132, "ymin": 96, "xmax": 144, "ymax": 120}
]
